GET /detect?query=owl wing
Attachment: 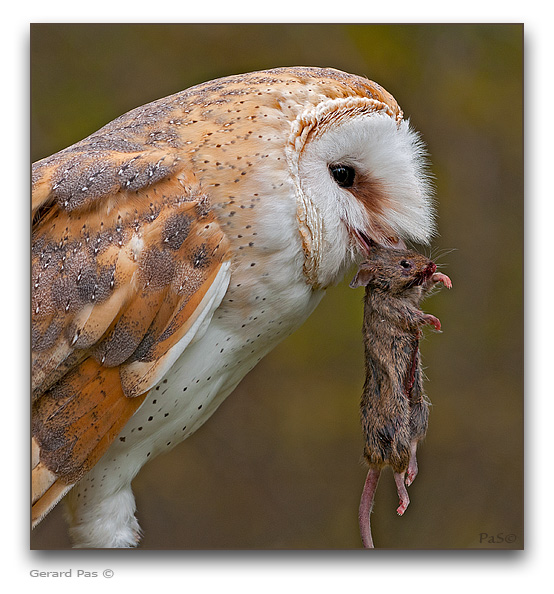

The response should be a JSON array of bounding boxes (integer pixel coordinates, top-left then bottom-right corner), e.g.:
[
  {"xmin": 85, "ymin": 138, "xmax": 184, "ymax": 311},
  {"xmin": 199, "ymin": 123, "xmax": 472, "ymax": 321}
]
[{"xmin": 31, "ymin": 143, "xmax": 231, "ymax": 526}]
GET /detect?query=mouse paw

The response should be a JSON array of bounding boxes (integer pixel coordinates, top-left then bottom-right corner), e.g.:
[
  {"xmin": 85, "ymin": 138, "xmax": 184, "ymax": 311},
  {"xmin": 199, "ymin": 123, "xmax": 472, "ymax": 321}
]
[
  {"xmin": 432, "ymin": 272, "xmax": 452, "ymax": 289},
  {"xmin": 422, "ymin": 313, "xmax": 441, "ymax": 332}
]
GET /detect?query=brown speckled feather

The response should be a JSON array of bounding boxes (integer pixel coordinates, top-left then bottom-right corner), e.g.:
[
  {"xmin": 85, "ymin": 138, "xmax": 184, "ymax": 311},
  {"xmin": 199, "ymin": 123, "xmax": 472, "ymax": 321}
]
[{"xmin": 32, "ymin": 139, "xmax": 231, "ymax": 524}]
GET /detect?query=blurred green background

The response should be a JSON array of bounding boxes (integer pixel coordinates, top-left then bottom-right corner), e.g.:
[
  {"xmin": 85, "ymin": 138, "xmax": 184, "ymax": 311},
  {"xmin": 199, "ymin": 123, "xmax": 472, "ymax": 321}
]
[{"xmin": 30, "ymin": 23, "xmax": 523, "ymax": 549}]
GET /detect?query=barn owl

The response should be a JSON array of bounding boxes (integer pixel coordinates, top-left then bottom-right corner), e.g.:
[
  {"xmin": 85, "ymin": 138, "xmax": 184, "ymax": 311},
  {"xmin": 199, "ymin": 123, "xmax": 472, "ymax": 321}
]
[{"xmin": 32, "ymin": 66, "xmax": 434, "ymax": 548}]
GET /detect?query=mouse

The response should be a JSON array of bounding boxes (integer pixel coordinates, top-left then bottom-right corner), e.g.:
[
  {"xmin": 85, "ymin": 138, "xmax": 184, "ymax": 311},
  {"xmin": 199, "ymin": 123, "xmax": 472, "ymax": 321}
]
[{"xmin": 350, "ymin": 241, "xmax": 452, "ymax": 548}]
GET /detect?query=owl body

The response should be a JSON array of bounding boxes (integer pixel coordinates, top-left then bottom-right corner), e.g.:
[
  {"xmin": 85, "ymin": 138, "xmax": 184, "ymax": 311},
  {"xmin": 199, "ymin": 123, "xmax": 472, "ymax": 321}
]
[{"xmin": 32, "ymin": 67, "xmax": 434, "ymax": 547}]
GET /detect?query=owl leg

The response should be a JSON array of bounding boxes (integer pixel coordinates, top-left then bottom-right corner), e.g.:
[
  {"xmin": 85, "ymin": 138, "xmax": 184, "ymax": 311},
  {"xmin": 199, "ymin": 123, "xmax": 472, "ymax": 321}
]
[{"xmin": 64, "ymin": 471, "xmax": 141, "ymax": 548}]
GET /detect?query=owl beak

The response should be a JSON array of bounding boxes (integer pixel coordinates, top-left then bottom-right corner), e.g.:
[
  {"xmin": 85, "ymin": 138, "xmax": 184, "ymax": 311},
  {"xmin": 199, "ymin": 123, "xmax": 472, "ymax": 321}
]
[
  {"xmin": 353, "ymin": 228, "xmax": 406, "ymax": 255},
  {"xmin": 353, "ymin": 229, "xmax": 373, "ymax": 254}
]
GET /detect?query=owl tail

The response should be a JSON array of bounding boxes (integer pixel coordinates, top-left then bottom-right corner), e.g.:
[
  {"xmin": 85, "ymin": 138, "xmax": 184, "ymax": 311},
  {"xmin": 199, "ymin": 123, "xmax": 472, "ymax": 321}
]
[{"xmin": 32, "ymin": 457, "xmax": 73, "ymax": 528}]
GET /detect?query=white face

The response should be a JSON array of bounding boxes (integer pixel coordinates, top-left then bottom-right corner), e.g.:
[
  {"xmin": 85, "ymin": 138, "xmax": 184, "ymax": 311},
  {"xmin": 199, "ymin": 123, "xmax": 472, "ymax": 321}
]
[{"xmin": 294, "ymin": 110, "xmax": 435, "ymax": 288}]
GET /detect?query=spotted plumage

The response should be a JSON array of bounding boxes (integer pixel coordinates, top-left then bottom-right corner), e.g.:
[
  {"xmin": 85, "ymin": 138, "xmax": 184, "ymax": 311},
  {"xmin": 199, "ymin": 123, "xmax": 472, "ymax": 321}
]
[{"xmin": 32, "ymin": 67, "xmax": 435, "ymax": 547}]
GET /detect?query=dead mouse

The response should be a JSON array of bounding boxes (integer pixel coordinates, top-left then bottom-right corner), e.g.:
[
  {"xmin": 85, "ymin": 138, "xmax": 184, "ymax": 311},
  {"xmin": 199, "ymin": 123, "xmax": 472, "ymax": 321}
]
[{"xmin": 350, "ymin": 241, "xmax": 452, "ymax": 548}]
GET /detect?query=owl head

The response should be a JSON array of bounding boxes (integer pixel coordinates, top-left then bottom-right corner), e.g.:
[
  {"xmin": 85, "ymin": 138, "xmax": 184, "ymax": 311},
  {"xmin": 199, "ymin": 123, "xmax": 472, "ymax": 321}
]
[
  {"xmin": 279, "ymin": 68, "xmax": 435, "ymax": 288},
  {"xmin": 182, "ymin": 66, "xmax": 435, "ymax": 289}
]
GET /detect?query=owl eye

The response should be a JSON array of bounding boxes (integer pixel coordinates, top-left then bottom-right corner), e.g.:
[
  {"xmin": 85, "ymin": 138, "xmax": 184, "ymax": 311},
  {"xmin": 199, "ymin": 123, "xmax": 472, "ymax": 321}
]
[
  {"xmin": 329, "ymin": 164, "xmax": 356, "ymax": 188},
  {"xmin": 400, "ymin": 260, "xmax": 412, "ymax": 270}
]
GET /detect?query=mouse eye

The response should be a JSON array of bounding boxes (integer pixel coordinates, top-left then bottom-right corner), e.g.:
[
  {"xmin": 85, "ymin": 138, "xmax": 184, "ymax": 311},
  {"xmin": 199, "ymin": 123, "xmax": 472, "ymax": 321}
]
[
  {"xmin": 329, "ymin": 164, "xmax": 356, "ymax": 188},
  {"xmin": 400, "ymin": 260, "xmax": 412, "ymax": 270}
]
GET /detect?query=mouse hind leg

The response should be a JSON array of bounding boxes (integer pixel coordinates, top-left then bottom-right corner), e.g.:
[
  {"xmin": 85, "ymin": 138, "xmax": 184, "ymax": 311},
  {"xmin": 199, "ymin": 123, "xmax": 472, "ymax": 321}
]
[
  {"xmin": 393, "ymin": 470, "xmax": 410, "ymax": 516},
  {"xmin": 406, "ymin": 356, "xmax": 430, "ymax": 486}
]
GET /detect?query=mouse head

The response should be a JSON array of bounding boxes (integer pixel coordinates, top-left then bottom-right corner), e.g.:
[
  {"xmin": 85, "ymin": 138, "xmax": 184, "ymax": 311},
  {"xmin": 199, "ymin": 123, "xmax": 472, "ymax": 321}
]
[{"xmin": 350, "ymin": 242, "xmax": 437, "ymax": 294}]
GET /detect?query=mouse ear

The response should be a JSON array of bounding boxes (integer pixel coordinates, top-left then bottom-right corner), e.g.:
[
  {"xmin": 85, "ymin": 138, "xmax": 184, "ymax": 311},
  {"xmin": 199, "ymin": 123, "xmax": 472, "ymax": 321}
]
[{"xmin": 350, "ymin": 265, "xmax": 375, "ymax": 288}]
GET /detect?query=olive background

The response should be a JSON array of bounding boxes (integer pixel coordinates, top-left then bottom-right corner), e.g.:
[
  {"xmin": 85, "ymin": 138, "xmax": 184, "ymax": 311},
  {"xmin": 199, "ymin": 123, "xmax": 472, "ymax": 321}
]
[{"xmin": 30, "ymin": 23, "xmax": 523, "ymax": 549}]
